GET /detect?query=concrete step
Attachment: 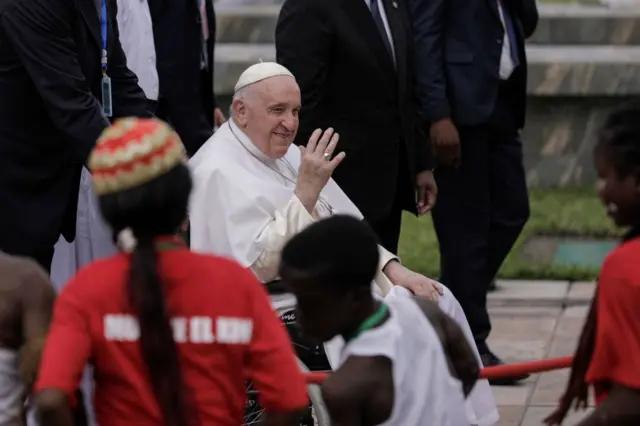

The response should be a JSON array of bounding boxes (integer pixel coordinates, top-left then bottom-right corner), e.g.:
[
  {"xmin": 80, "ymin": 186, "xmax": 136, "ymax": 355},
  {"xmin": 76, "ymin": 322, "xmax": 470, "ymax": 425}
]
[
  {"xmin": 214, "ymin": 44, "xmax": 640, "ymax": 96},
  {"xmin": 215, "ymin": 4, "xmax": 640, "ymax": 45}
]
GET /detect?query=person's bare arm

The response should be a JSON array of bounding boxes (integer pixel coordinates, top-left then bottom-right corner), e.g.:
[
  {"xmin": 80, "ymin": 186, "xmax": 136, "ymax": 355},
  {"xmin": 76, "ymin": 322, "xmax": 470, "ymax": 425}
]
[
  {"xmin": 575, "ymin": 385, "xmax": 640, "ymax": 425},
  {"xmin": 322, "ymin": 356, "xmax": 393, "ymax": 426},
  {"xmin": 34, "ymin": 389, "xmax": 75, "ymax": 426},
  {"xmin": 322, "ymin": 370, "xmax": 366, "ymax": 426},
  {"xmin": 321, "ymin": 393, "xmax": 363, "ymax": 426},
  {"xmin": 413, "ymin": 296, "xmax": 480, "ymax": 396},
  {"xmin": 18, "ymin": 259, "xmax": 56, "ymax": 393},
  {"xmin": 32, "ymin": 273, "xmax": 93, "ymax": 426}
]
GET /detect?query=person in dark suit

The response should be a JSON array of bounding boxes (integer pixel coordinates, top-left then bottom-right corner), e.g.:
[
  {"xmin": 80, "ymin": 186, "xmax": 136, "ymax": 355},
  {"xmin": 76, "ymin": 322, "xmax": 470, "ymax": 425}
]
[
  {"xmin": 410, "ymin": 0, "xmax": 538, "ymax": 382},
  {"xmin": 275, "ymin": 0, "xmax": 438, "ymax": 255},
  {"xmin": 148, "ymin": 0, "xmax": 225, "ymax": 156},
  {"xmin": 0, "ymin": 0, "xmax": 149, "ymax": 273}
]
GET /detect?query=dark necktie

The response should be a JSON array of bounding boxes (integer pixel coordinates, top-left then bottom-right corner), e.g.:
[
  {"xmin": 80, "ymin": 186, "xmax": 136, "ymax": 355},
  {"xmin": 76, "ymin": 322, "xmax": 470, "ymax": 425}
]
[
  {"xmin": 499, "ymin": 0, "xmax": 520, "ymax": 67},
  {"xmin": 369, "ymin": 0, "xmax": 394, "ymax": 60}
]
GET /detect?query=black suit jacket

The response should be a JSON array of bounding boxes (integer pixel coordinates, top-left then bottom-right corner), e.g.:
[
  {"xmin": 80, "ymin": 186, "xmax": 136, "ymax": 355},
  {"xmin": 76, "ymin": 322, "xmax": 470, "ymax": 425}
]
[
  {"xmin": 0, "ymin": 0, "xmax": 148, "ymax": 256},
  {"xmin": 148, "ymin": 0, "xmax": 217, "ymax": 154},
  {"xmin": 411, "ymin": 0, "xmax": 538, "ymax": 128},
  {"xmin": 276, "ymin": 0, "xmax": 432, "ymax": 222}
]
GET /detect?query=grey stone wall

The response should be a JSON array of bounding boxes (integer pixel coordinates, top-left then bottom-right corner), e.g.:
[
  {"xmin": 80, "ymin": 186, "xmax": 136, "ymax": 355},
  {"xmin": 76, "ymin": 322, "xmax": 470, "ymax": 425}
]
[
  {"xmin": 215, "ymin": 4, "xmax": 640, "ymax": 45},
  {"xmin": 523, "ymin": 96, "xmax": 636, "ymax": 187}
]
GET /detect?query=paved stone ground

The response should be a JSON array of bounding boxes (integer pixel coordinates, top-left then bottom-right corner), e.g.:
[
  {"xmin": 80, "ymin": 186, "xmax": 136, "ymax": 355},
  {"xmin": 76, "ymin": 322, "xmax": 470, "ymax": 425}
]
[{"xmin": 487, "ymin": 280, "xmax": 596, "ymax": 426}]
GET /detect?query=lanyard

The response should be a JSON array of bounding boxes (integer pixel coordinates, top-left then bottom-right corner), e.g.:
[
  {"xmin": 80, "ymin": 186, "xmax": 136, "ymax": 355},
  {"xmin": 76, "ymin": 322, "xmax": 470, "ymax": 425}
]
[
  {"xmin": 343, "ymin": 303, "xmax": 389, "ymax": 343},
  {"xmin": 100, "ymin": 0, "xmax": 108, "ymax": 72}
]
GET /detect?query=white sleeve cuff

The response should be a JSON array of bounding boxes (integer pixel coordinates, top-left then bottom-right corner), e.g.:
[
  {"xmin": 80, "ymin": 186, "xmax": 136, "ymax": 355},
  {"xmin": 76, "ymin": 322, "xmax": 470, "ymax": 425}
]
[
  {"xmin": 250, "ymin": 195, "xmax": 316, "ymax": 282},
  {"xmin": 378, "ymin": 245, "xmax": 399, "ymax": 271}
]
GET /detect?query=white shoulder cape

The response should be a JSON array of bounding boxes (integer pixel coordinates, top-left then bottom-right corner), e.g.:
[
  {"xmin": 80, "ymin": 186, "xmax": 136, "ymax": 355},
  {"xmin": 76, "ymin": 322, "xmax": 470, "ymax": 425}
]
[{"xmin": 188, "ymin": 121, "xmax": 363, "ymax": 267}]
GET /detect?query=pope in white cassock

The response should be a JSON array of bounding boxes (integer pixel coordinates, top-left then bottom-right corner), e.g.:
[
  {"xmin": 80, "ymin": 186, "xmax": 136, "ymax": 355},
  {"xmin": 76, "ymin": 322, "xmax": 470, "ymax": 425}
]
[{"xmin": 188, "ymin": 62, "xmax": 499, "ymax": 426}]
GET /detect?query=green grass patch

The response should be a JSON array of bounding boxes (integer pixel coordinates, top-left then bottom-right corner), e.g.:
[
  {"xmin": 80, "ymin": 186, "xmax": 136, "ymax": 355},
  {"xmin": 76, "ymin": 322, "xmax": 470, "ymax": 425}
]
[{"xmin": 398, "ymin": 187, "xmax": 621, "ymax": 281}]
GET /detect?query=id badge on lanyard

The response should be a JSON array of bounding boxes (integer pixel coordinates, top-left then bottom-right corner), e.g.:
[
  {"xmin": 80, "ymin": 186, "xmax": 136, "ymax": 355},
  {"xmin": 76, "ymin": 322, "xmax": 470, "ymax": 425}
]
[{"xmin": 100, "ymin": 0, "xmax": 112, "ymax": 117}]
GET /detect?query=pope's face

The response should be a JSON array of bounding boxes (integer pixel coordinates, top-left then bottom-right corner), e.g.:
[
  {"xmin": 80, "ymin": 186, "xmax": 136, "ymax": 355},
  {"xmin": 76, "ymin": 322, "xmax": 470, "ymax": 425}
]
[{"xmin": 243, "ymin": 76, "xmax": 301, "ymax": 159}]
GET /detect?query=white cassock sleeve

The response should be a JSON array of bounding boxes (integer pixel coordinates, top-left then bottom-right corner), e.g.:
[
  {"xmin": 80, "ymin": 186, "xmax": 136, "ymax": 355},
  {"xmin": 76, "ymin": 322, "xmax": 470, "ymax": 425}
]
[
  {"xmin": 250, "ymin": 195, "xmax": 316, "ymax": 282},
  {"xmin": 251, "ymin": 196, "xmax": 400, "ymax": 288},
  {"xmin": 375, "ymin": 245, "xmax": 399, "ymax": 295}
]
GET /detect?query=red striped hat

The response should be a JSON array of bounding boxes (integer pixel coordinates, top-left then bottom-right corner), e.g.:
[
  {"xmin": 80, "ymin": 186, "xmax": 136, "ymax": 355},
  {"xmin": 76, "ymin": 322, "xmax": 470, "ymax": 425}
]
[{"xmin": 89, "ymin": 117, "xmax": 187, "ymax": 196}]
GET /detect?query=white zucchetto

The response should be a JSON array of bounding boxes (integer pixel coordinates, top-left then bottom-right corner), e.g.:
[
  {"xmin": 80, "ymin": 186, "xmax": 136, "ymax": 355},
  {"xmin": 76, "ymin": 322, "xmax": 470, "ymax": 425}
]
[{"xmin": 233, "ymin": 62, "xmax": 296, "ymax": 93}]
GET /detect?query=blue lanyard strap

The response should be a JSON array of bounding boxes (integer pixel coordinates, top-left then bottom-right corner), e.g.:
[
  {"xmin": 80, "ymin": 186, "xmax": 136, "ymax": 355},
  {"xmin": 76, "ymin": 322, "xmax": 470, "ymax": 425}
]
[{"xmin": 100, "ymin": 0, "xmax": 108, "ymax": 71}]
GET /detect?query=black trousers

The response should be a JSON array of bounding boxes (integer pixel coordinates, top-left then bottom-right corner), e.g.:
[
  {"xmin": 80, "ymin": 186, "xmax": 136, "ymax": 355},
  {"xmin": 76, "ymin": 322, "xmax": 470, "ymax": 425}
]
[
  {"xmin": 369, "ymin": 202, "xmax": 404, "ymax": 255},
  {"xmin": 432, "ymin": 83, "xmax": 530, "ymax": 353},
  {"xmin": 368, "ymin": 147, "xmax": 414, "ymax": 255}
]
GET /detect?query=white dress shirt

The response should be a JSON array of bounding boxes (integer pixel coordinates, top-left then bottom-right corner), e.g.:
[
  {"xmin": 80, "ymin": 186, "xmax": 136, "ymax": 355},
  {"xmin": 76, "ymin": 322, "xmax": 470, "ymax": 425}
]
[
  {"xmin": 116, "ymin": 0, "xmax": 159, "ymax": 101},
  {"xmin": 497, "ymin": 0, "xmax": 516, "ymax": 80}
]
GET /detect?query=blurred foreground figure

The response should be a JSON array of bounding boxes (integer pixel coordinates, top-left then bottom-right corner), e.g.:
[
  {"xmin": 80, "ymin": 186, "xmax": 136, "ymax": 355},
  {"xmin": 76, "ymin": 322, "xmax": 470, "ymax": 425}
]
[
  {"xmin": 33, "ymin": 118, "xmax": 308, "ymax": 426},
  {"xmin": 545, "ymin": 103, "xmax": 640, "ymax": 426},
  {"xmin": 280, "ymin": 215, "xmax": 478, "ymax": 426},
  {"xmin": 0, "ymin": 254, "xmax": 55, "ymax": 426},
  {"xmin": 189, "ymin": 62, "xmax": 499, "ymax": 426}
]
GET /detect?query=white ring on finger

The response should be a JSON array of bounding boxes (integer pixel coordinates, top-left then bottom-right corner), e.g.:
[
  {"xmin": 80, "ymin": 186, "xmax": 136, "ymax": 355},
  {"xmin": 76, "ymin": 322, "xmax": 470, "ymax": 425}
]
[{"xmin": 323, "ymin": 152, "xmax": 331, "ymax": 160}]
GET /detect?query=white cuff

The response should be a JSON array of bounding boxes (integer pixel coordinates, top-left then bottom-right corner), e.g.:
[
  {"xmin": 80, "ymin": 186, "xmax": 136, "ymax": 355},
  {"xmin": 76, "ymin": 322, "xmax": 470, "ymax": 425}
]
[
  {"xmin": 378, "ymin": 245, "xmax": 399, "ymax": 272},
  {"xmin": 374, "ymin": 245, "xmax": 399, "ymax": 296},
  {"xmin": 250, "ymin": 195, "xmax": 316, "ymax": 282}
]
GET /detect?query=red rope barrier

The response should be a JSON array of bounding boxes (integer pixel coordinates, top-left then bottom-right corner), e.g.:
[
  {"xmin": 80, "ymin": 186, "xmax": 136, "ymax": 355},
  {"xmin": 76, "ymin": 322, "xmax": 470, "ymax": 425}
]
[
  {"xmin": 304, "ymin": 355, "xmax": 574, "ymax": 385},
  {"xmin": 479, "ymin": 356, "xmax": 573, "ymax": 380}
]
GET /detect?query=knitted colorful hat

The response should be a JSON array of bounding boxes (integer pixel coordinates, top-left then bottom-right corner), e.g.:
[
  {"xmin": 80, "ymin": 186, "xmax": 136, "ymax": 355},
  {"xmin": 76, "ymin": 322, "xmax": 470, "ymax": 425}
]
[{"xmin": 89, "ymin": 117, "xmax": 187, "ymax": 196}]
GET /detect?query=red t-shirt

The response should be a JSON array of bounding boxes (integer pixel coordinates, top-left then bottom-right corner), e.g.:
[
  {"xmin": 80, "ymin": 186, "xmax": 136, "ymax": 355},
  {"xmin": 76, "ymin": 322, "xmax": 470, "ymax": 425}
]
[
  {"xmin": 585, "ymin": 237, "xmax": 640, "ymax": 405},
  {"xmin": 35, "ymin": 243, "xmax": 308, "ymax": 426}
]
